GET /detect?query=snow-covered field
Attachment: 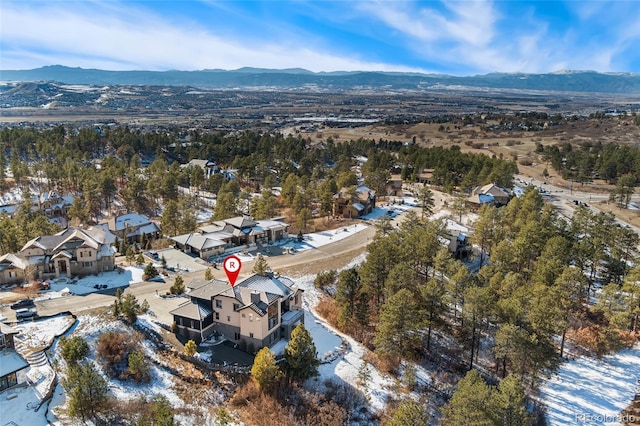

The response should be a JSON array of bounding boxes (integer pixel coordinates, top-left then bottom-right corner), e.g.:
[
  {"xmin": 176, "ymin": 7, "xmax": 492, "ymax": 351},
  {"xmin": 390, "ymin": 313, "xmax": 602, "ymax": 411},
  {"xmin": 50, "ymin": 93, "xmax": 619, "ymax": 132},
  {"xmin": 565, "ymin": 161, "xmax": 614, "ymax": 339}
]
[
  {"xmin": 38, "ymin": 266, "xmax": 144, "ymax": 297},
  {"xmin": 540, "ymin": 345, "xmax": 640, "ymax": 425}
]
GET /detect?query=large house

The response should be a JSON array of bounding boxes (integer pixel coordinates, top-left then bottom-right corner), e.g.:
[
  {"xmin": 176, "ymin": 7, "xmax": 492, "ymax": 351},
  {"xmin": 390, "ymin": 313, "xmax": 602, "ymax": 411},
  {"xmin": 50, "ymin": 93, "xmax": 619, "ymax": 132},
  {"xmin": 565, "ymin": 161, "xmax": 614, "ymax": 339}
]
[
  {"xmin": 0, "ymin": 323, "xmax": 29, "ymax": 392},
  {"xmin": 171, "ymin": 216, "xmax": 289, "ymax": 260},
  {"xmin": 98, "ymin": 213, "xmax": 161, "ymax": 244},
  {"xmin": 36, "ymin": 191, "xmax": 73, "ymax": 221},
  {"xmin": 170, "ymin": 272, "xmax": 304, "ymax": 349},
  {"xmin": 333, "ymin": 185, "xmax": 376, "ymax": 219},
  {"xmin": 180, "ymin": 159, "xmax": 218, "ymax": 179},
  {"xmin": 467, "ymin": 183, "xmax": 511, "ymax": 208},
  {"xmin": 0, "ymin": 227, "xmax": 115, "ymax": 285}
]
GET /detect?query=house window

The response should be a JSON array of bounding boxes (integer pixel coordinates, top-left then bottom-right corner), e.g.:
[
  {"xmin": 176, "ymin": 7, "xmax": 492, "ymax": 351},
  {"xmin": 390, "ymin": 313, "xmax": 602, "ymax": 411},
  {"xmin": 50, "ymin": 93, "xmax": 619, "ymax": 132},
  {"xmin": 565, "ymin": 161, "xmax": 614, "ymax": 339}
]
[
  {"xmin": 249, "ymin": 333, "xmax": 254, "ymax": 338},
  {"xmin": 8, "ymin": 271, "xmax": 17, "ymax": 278},
  {"xmin": 80, "ymin": 252, "xmax": 83, "ymax": 258},
  {"xmin": 227, "ymin": 316, "xmax": 230, "ymax": 322},
  {"xmin": 82, "ymin": 262, "xmax": 93, "ymax": 267},
  {"xmin": 216, "ymin": 300, "xmax": 222, "ymax": 308},
  {"xmin": 234, "ymin": 332, "xmax": 240, "ymax": 340},
  {"xmin": 242, "ymin": 314, "xmax": 245, "ymax": 318},
  {"xmin": 233, "ymin": 303, "xmax": 240, "ymax": 311},
  {"xmin": 215, "ymin": 312, "xmax": 219, "ymax": 320},
  {"xmin": 249, "ymin": 314, "xmax": 253, "ymax": 322},
  {"xmin": 0, "ymin": 334, "xmax": 6, "ymax": 350}
]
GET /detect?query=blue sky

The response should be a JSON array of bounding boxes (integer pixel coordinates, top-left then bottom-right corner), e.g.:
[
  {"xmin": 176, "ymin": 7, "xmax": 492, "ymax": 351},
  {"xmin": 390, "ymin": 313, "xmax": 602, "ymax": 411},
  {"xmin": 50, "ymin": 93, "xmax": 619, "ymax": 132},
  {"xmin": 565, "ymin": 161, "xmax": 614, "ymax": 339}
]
[{"xmin": 1, "ymin": 0, "xmax": 639, "ymax": 75}]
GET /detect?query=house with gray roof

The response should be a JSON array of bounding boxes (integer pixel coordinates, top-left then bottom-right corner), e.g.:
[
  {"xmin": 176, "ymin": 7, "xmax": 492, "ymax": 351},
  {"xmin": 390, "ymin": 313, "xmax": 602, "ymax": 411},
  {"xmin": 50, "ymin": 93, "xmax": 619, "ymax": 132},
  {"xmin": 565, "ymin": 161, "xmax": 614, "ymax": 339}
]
[
  {"xmin": 98, "ymin": 212, "xmax": 161, "ymax": 244},
  {"xmin": 172, "ymin": 216, "xmax": 289, "ymax": 260},
  {"xmin": 0, "ymin": 227, "xmax": 115, "ymax": 284},
  {"xmin": 170, "ymin": 272, "xmax": 304, "ymax": 349}
]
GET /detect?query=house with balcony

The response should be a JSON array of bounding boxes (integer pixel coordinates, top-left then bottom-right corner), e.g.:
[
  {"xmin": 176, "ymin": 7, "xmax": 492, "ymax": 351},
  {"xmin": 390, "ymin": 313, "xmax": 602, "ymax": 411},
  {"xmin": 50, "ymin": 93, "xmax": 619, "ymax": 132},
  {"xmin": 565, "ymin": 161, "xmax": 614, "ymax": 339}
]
[
  {"xmin": 0, "ymin": 324, "xmax": 29, "ymax": 392},
  {"xmin": 170, "ymin": 272, "xmax": 304, "ymax": 350}
]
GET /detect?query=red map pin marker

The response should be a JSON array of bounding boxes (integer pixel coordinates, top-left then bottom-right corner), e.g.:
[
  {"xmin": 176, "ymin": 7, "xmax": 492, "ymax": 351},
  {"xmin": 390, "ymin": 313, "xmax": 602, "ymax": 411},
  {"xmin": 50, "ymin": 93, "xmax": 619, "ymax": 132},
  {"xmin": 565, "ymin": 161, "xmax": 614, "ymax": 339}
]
[{"xmin": 223, "ymin": 255, "xmax": 242, "ymax": 287}]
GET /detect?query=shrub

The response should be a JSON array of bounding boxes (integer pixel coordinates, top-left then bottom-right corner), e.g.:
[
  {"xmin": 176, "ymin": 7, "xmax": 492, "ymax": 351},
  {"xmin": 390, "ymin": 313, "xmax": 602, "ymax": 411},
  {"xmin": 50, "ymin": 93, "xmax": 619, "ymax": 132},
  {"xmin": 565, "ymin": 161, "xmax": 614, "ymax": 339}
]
[
  {"xmin": 314, "ymin": 270, "xmax": 337, "ymax": 289},
  {"xmin": 127, "ymin": 350, "xmax": 150, "ymax": 383},
  {"xmin": 60, "ymin": 336, "xmax": 90, "ymax": 365},
  {"xmin": 184, "ymin": 339, "xmax": 197, "ymax": 357},
  {"xmin": 97, "ymin": 331, "xmax": 137, "ymax": 377}
]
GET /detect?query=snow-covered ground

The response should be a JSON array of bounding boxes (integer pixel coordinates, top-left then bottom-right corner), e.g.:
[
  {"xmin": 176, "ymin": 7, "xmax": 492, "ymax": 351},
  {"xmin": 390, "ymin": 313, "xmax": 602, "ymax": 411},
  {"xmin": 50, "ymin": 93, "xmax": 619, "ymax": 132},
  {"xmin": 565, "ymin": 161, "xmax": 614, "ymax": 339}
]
[
  {"xmin": 1, "ymin": 314, "xmax": 76, "ymax": 426},
  {"xmin": 540, "ymin": 345, "xmax": 640, "ymax": 425},
  {"xmin": 38, "ymin": 266, "xmax": 144, "ymax": 297},
  {"xmin": 292, "ymin": 266, "xmax": 396, "ymax": 414}
]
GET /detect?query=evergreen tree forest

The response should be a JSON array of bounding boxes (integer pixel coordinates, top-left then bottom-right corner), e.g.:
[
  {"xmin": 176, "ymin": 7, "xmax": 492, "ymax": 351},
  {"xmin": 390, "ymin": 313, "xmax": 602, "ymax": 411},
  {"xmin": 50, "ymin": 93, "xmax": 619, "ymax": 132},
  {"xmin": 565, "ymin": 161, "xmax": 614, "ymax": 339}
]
[
  {"xmin": 329, "ymin": 187, "xmax": 640, "ymax": 394},
  {"xmin": 0, "ymin": 124, "xmax": 517, "ymax": 255}
]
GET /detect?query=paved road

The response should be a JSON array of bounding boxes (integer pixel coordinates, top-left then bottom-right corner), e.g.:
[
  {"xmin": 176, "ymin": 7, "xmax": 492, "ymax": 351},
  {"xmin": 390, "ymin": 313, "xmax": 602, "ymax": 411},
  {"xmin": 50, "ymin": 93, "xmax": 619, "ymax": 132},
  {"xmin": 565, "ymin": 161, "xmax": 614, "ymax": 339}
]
[{"xmin": 1, "ymin": 206, "xmax": 421, "ymax": 325}]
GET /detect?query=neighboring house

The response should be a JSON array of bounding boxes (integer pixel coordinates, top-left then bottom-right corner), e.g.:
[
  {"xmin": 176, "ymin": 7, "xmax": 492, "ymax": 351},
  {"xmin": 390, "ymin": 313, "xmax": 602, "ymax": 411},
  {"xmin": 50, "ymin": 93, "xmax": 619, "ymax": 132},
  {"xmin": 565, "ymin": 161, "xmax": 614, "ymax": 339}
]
[
  {"xmin": 171, "ymin": 272, "xmax": 304, "ymax": 349},
  {"xmin": 171, "ymin": 216, "xmax": 289, "ymax": 260},
  {"xmin": 386, "ymin": 179, "xmax": 404, "ymax": 197},
  {"xmin": 447, "ymin": 231, "xmax": 471, "ymax": 259},
  {"xmin": 99, "ymin": 213, "xmax": 161, "ymax": 244},
  {"xmin": 468, "ymin": 183, "xmax": 511, "ymax": 207},
  {"xmin": 0, "ymin": 254, "xmax": 30, "ymax": 285},
  {"xmin": 0, "ymin": 191, "xmax": 72, "ymax": 225},
  {"xmin": 0, "ymin": 323, "xmax": 29, "ymax": 392},
  {"xmin": 35, "ymin": 191, "xmax": 73, "ymax": 220},
  {"xmin": 180, "ymin": 159, "xmax": 218, "ymax": 179},
  {"xmin": 0, "ymin": 227, "xmax": 116, "ymax": 285},
  {"xmin": 333, "ymin": 185, "xmax": 376, "ymax": 219}
]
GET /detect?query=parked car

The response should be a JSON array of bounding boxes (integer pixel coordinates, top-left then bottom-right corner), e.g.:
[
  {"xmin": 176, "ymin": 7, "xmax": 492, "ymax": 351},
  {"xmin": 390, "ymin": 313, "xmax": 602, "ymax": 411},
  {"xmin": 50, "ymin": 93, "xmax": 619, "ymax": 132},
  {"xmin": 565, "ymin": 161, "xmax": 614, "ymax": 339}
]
[
  {"xmin": 15, "ymin": 308, "xmax": 37, "ymax": 320},
  {"xmin": 10, "ymin": 299, "xmax": 35, "ymax": 310}
]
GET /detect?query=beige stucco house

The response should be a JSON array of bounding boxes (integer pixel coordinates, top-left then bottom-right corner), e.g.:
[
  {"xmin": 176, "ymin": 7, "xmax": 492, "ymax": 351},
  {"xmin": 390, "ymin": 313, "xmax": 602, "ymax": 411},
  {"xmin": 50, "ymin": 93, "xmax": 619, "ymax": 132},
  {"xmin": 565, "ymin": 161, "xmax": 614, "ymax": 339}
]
[
  {"xmin": 170, "ymin": 272, "xmax": 304, "ymax": 350},
  {"xmin": 0, "ymin": 227, "xmax": 115, "ymax": 285}
]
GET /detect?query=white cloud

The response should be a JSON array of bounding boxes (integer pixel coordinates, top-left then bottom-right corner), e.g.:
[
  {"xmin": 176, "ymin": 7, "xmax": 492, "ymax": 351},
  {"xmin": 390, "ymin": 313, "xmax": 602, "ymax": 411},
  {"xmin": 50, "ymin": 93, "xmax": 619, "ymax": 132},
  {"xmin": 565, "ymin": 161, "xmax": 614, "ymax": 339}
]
[{"xmin": 0, "ymin": 2, "xmax": 421, "ymax": 73}]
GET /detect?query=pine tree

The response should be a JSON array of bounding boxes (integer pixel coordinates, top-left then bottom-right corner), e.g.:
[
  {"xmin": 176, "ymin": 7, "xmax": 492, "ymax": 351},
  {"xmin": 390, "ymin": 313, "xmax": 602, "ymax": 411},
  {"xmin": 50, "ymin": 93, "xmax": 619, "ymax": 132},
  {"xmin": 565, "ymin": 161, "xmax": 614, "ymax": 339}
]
[
  {"xmin": 204, "ymin": 267, "xmax": 213, "ymax": 281},
  {"xmin": 127, "ymin": 350, "xmax": 150, "ymax": 382},
  {"xmin": 387, "ymin": 399, "xmax": 429, "ymax": 426},
  {"xmin": 284, "ymin": 323, "xmax": 320, "ymax": 382},
  {"xmin": 336, "ymin": 267, "xmax": 361, "ymax": 327},
  {"xmin": 136, "ymin": 253, "xmax": 145, "ymax": 266},
  {"xmin": 121, "ymin": 293, "xmax": 139, "ymax": 324},
  {"xmin": 149, "ymin": 395, "xmax": 176, "ymax": 426},
  {"xmin": 441, "ymin": 369, "xmax": 495, "ymax": 426},
  {"xmin": 170, "ymin": 276, "xmax": 185, "ymax": 295},
  {"xmin": 252, "ymin": 254, "xmax": 271, "ymax": 275},
  {"xmin": 64, "ymin": 362, "xmax": 108, "ymax": 422},
  {"xmin": 373, "ymin": 288, "xmax": 422, "ymax": 362},
  {"xmin": 251, "ymin": 347, "xmax": 282, "ymax": 391},
  {"xmin": 495, "ymin": 375, "xmax": 532, "ymax": 426},
  {"xmin": 60, "ymin": 336, "xmax": 89, "ymax": 365}
]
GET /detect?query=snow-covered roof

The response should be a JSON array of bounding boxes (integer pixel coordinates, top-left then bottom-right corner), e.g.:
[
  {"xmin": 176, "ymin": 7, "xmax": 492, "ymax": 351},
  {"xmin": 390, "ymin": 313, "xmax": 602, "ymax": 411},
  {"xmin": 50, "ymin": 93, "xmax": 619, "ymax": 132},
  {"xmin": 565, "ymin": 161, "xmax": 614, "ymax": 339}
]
[
  {"xmin": 255, "ymin": 219, "xmax": 288, "ymax": 230},
  {"xmin": 105, "ymin": 213, "xmax": 152, "ymax": 232},
  {"xmin": 224, "ymin": 216, "xmax": 257, "ymax": 229},
  {"xmin": 351, "ymin": 202, "xmax": 365, "ymax": 211},
  {"xmin": 0, "ymin": 253, "xmax": 29, "ymax": 270},
  {"xmin": 0, "ymin": 349, "xmax": 29, "ymax": 377}
]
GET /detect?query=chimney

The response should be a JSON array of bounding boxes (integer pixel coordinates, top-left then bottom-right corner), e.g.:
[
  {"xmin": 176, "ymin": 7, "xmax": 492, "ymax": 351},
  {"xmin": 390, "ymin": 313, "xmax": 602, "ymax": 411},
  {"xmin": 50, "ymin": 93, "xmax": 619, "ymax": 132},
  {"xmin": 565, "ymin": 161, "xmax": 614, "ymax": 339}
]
[{"xmin": 250, "ymin": 291, "xmax": 261, "ymax": 305}]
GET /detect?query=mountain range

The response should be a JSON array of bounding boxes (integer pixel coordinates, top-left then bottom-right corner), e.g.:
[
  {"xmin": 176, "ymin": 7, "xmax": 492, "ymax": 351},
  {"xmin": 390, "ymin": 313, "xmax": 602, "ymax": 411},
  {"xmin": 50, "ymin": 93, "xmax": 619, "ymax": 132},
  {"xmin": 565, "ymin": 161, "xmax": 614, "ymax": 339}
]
[{"xmin": 1, "ymin": 65, "xmax": 639, "ymax": 94}]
